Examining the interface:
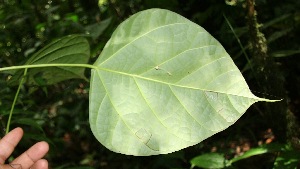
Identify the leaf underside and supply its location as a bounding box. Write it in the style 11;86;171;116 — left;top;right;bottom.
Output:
89;9;265;156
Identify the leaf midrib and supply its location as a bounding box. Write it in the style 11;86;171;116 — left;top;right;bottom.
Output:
96;67;257;100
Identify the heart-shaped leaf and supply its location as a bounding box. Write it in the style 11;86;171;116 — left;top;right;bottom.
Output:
89;9;276;156
8;35;90;86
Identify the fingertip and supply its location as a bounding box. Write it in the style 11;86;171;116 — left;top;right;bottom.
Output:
9;127;23;136
0;127;24;164
32;141;50;156
13;127;23;131
38;141;50;153
12;127;23;132
32;159;48;169
10;141;50;169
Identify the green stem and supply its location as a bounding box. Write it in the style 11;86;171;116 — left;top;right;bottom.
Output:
0;63;97;72
223;14;253;70
2;63;97;134
6;68;28;134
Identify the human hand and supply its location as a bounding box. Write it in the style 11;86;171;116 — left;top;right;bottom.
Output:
0;127;49;169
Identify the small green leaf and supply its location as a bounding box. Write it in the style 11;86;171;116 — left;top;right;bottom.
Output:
273;150;300;169
228;143;300;169
230;143;286;164
8;35;90;86
89;9;278;156
190;153;227;169
271;50;300;58
85;18;112;40
12;118;44;132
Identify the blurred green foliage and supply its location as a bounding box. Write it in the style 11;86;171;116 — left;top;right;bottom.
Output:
0;0;299;168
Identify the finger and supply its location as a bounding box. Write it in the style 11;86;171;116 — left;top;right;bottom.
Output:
31;159;48;169
0;128;23;164
10;141;49;169
0;164;22;169
0;164;13;169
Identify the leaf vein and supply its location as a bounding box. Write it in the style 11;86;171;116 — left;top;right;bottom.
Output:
133;77;193;143
169;86;211;132
99;22;187;66
96;70;156;151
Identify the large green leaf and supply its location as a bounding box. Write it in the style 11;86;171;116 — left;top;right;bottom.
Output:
8;35;90;86
89;9;275;156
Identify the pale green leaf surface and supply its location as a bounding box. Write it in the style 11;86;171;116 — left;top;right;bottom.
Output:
8;35;90;86
89;9;271;156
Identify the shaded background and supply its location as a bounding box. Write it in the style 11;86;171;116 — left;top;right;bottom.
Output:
0;0;299;168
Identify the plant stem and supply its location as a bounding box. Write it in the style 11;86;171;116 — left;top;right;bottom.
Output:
0;63;97;72
223;14;253;70
246;0;289;143
6;68;28;134
2;63;97;134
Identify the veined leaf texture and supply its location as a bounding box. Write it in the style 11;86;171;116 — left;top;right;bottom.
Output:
89;9;275;156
